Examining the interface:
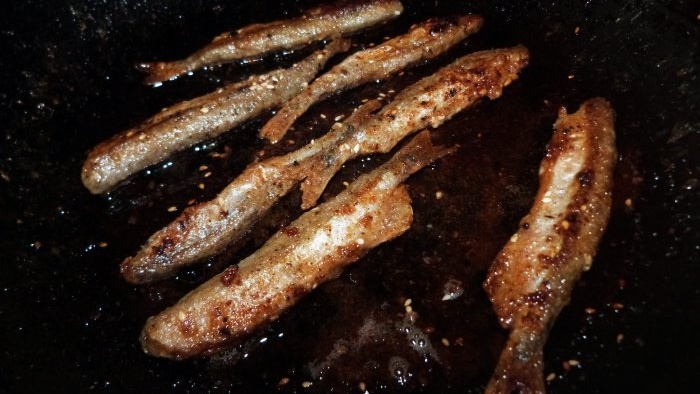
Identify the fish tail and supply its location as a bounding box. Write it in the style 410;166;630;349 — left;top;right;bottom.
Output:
137;61;190;85
389;130;457;178
485;328;546;394
298;99;383;209
260;102;299;143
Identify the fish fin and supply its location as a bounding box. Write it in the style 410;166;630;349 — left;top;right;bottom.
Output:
299;100;383;209
260;38;353;144
300;156;344;210
137;61;188;85
372;185;414;242
485;327;547;394
388;130;457;177
344;99;383;127
260;102;300;143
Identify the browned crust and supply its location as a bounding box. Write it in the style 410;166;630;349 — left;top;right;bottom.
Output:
120;46;528;285
299;45;530;208
138;0;404;84
139;132;451;359
483;98;617;394
259;14;485;143
82;40;349;195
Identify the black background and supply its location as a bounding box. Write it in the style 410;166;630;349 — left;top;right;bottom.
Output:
1;0;699;392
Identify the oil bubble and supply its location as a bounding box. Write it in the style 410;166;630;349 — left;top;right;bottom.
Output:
388;356;410;385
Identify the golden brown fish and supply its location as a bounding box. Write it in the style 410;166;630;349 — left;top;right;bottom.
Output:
140;131;453;359
260;14;484;143
138;0;404;84
120;45;529;284
82;40;349;194
483;98;617;394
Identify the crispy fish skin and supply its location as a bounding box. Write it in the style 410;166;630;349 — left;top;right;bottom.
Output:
260;14;484;143
138;0;404;84
120;45;528;284
300;45;530;208
81;40;349;195
140;131;453;359
119;101;377;284
483;98;617;394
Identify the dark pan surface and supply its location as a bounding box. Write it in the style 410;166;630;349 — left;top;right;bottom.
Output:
1;0;698;392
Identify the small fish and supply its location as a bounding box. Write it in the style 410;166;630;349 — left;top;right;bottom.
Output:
260;14;484;143
483;98;617;394
138;0;404;84
120;45;529;284
140;131;454;359
81;39;349;194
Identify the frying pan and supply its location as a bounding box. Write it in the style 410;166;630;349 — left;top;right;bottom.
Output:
1;0;698;392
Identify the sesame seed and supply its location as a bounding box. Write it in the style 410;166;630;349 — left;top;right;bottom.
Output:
199;165;208;171
200;107;210;113
405;305;413;313
167;206;177;212
198;183;205;190
356;238;365;245
617;333;625;343
404;298;412;307
568;359;580;367
441;338;450;346
278;377;290;386
546;372;556;382
302;381;313;388
320;113;327;119
204;171;212;178
358;381;366;391
334;115;343;121
435;191;444;199
542;197;552;203
99;242;108;248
